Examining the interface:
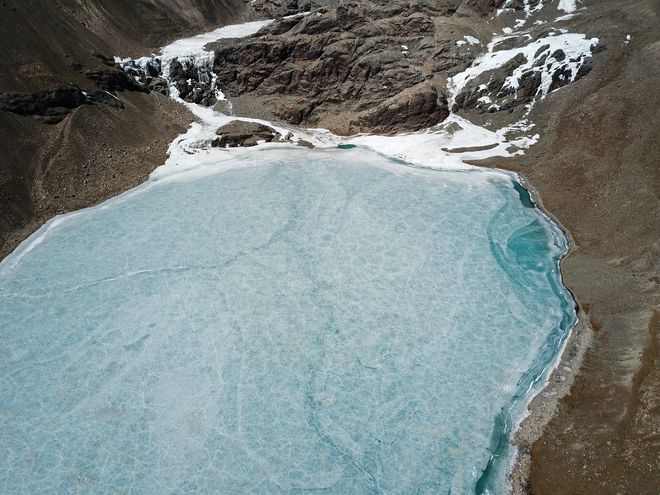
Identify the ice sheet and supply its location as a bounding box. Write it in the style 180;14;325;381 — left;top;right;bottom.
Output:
0;150;576;494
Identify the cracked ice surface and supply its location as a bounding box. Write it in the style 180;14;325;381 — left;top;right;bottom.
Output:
0;149;574;493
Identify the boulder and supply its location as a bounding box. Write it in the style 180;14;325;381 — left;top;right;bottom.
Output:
352;84;450;134
148;77;169;95
211;120;282;147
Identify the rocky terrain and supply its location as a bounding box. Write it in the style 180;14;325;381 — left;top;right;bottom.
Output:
209;0;497;133
122;0;595;138
0;0;658;493
492;1;659;492
0;0;247;258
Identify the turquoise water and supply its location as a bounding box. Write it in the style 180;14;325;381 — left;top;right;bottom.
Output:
0;149;575;494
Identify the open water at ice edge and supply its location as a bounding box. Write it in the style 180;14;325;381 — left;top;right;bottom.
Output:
0;148;576;494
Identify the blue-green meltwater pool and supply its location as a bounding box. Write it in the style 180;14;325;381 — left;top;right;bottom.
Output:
0;149;575;493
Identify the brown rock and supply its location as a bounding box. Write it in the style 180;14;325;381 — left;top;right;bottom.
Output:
211;120;282;147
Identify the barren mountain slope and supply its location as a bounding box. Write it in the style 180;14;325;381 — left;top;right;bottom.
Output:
0;0;246;257
486;0;659;492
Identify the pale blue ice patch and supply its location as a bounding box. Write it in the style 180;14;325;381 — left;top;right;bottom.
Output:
0;149;575;494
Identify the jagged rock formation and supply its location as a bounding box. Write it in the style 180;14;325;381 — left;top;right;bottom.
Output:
0;87;124;125
0;54;150;124
452;37;597;114
114;0;597;136
249;0;327;18
208;1;501;134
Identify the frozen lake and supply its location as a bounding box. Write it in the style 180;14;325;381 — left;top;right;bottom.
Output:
0;149;575;493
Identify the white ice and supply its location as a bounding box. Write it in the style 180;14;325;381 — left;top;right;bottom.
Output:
557;0;578;13
0;149;575;495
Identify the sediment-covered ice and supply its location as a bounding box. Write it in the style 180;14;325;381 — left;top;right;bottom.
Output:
0;149;575;494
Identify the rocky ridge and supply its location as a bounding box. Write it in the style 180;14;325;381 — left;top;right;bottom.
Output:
0;54;150;124
116;0;598;138
209;1;489;133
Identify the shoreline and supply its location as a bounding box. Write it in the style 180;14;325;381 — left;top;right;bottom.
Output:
0;95;195;261
503;174;591;495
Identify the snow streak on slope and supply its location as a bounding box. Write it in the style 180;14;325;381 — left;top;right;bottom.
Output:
448;32;598;108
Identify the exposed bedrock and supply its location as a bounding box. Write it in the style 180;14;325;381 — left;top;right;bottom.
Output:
212;120;284;147
209;0;502;134
248;0;325;18
117;53;224;107
249;0;507;18
169;59;219;105
0;57;151;124
0;87;124;125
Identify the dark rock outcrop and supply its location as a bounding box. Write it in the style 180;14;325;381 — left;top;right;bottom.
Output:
169;59;218;106
249;0;315;18
117;56;219;106
0;53;154;124
464;0;507;16
354;85;450;134
452;45;595;114
212;120;282;147
84;67;149;93
0;86;129;124
208;1;496;133
0;87;87;124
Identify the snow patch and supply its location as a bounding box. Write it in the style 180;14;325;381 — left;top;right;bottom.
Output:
448;33;598;105
555;13;577;21
345;114;531;172
160;20;272;60
557;0;578;13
